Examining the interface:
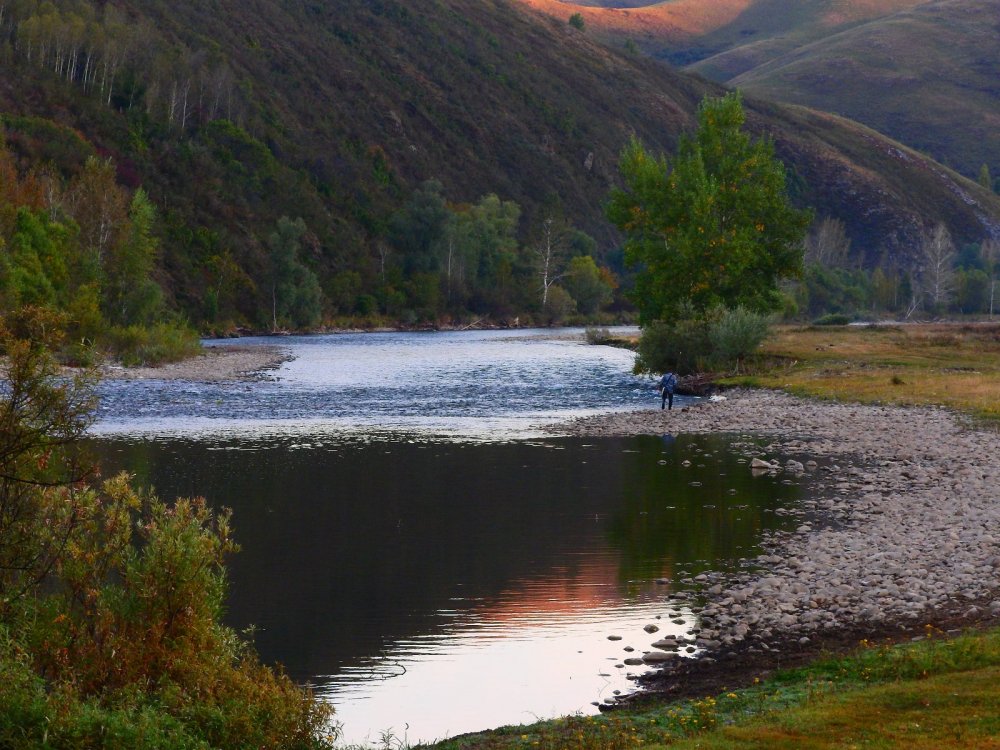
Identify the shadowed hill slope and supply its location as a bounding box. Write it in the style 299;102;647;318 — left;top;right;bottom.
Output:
1;0;997;324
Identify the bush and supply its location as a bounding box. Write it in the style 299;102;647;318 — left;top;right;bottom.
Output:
585;326;612;345
0;309;335;749
634;318;710;375
104;321;202;366
708;306;772;372
813;312;852;326
568;12;585;30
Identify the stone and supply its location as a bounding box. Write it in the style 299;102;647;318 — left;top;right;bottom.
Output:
641;651;677;664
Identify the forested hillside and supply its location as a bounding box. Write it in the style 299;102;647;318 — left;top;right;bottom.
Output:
2;0;999;332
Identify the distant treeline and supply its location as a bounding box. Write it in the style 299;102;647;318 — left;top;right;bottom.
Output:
794;218;1000;320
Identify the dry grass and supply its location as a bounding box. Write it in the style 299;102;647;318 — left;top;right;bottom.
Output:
732;323;1000;421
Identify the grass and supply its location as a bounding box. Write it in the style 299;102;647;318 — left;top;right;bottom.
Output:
726;322;1000;421
418;626;1000;750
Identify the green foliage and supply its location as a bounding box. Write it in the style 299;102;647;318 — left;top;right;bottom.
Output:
634;317;711;375
104;188;163;326
635;306;772;374
608;92;811;324
564;255;613;314
104;321;202;366
978;163;993;192
813;312;852;325
708;305;772;370
568;12;585;30
266;217;324;330
0;309;335;748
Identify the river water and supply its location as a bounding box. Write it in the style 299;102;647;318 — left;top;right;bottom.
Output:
89;329;801;746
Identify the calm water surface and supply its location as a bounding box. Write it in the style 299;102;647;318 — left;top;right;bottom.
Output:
90;330;803;745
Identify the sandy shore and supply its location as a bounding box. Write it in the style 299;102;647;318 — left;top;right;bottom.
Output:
559;390;1000;698
101;344;293;382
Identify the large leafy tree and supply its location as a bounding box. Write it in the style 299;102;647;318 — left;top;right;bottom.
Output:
608;92;811;324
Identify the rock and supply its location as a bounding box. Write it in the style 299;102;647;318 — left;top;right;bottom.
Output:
641;651;677;664
623;657;644;666
750;458;778;471
607;635;623;641
643;624;660;634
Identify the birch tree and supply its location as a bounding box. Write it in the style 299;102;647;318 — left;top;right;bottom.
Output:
920;223;955;312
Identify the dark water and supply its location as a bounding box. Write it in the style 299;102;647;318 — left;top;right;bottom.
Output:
91;431;801;744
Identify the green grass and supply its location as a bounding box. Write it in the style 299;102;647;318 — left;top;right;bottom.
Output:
419;627;1000;750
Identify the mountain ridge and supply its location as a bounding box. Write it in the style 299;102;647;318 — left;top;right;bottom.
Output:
2;0;998;326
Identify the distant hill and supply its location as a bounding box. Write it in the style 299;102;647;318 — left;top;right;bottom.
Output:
519;0;924;65
713;0;1000;181
1;0;997;325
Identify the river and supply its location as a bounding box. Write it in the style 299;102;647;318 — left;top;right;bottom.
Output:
89;329;802;746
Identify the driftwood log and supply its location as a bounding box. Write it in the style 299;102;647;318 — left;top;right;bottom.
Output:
676;373;719;397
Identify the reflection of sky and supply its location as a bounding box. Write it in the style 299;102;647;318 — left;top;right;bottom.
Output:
325;567;696;747
91;328;684;441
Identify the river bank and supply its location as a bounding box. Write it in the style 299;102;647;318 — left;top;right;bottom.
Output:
556;390;1000;703
100;343;292;382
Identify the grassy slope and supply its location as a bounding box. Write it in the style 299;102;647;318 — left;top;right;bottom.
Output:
513;0;923;63
722;0;1000;178
423;627;1000;749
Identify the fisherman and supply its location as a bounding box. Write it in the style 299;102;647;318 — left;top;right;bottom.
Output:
657;370;678;411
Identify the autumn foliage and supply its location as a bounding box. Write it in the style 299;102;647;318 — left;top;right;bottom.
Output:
0;310;335;749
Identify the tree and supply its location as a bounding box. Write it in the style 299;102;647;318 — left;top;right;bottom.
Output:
266;217;323;330
979;163;994;193
568;12;585;30
920;223;955;312
104;188;163;326
608;92;810;324
564;255;613;314
388;180;449;276
804;216;851;269
533;217;568;309
983;238;1000;318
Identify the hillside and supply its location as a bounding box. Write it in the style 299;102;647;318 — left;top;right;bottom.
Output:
518;0;924;65
718;0;1000;181
1;0;998;328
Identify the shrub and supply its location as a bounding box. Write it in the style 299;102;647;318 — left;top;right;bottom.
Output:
104;321;201;366
585;326;612;345
568;12;585;30
708;306;772;372
0;309;335;749
813;312;852;326
634;318;710;375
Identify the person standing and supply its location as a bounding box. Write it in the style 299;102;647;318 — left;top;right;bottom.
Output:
658;370;677;410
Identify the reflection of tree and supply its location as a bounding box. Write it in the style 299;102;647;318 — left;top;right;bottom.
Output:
607;435;801;589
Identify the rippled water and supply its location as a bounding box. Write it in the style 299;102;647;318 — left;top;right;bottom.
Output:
89;330;802;745
94;329;658;439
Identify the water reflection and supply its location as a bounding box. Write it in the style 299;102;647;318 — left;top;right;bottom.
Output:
90;433;801;744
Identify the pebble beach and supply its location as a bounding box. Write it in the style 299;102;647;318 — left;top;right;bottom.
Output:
100;344;292;382
560;390;1000;683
